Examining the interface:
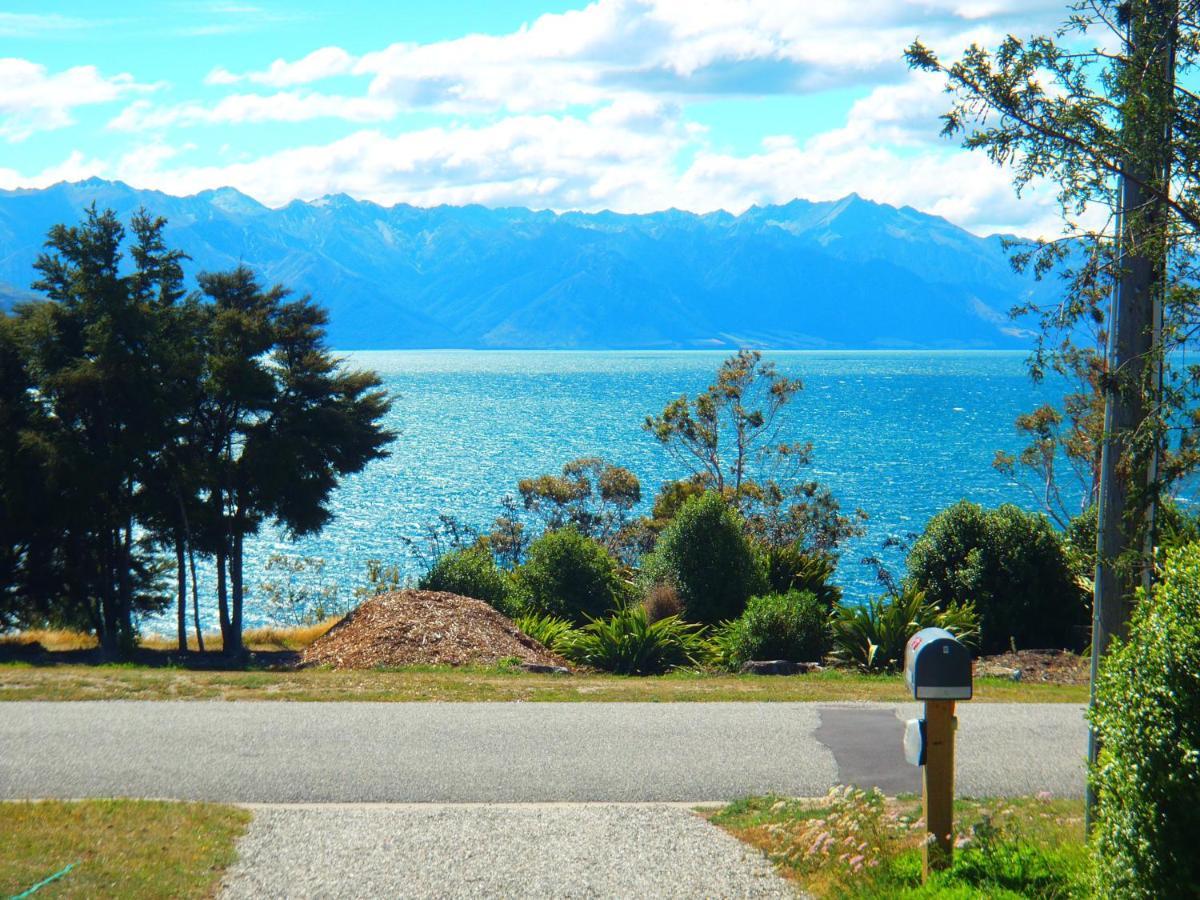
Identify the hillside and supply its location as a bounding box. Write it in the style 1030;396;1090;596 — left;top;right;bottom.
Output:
0;179;1050;349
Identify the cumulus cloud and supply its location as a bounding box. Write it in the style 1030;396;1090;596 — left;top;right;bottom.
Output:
0;58;153;141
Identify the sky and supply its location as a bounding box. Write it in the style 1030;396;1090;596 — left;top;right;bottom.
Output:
0;1;1075;236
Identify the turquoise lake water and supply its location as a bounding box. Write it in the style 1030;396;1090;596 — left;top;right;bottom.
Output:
149;350;1081;631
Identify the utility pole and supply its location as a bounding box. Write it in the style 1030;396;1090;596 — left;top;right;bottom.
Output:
1087;0;1175;830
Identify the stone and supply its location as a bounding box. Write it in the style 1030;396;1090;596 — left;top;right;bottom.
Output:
519;663;571;675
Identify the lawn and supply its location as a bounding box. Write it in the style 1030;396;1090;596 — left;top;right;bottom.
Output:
0;660;1088;702
710;792;1090;898
0;800;249;899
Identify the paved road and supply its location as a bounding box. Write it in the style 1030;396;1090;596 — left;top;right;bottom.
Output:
0;701;1087;802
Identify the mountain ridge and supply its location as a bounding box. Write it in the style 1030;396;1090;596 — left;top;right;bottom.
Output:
0;179;1051;350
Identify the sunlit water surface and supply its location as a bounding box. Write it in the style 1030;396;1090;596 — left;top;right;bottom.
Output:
145;350;1088;632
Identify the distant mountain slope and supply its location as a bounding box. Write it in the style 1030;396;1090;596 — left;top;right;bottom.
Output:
0;179;1051;349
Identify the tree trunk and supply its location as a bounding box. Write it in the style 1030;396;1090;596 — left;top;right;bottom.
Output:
217;544;231;651
1087;0;1176;831
189;543;205;654
176;532;187;652
228;528;245;659
99;531;118;660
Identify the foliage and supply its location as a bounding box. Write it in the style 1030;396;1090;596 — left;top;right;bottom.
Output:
830;587;979;673
719;590;830;670
513;527;627;624
256;554;346;627
906;501;1089;654
644;350;864;554
353;559;403;601
1090;543;1200;898
909;2;1200;608
639;492;766;626
419;546;516;615
759;543;842;608
512;612;577;654
555;605;710;674
517;456;641;555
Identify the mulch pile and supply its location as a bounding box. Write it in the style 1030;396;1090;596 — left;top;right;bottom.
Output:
300;589;568;670
976;649;1090;685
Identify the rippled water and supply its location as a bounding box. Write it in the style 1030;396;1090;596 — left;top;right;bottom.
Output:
147;350;1080;632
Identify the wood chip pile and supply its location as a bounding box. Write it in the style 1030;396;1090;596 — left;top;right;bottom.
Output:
300;589;567;670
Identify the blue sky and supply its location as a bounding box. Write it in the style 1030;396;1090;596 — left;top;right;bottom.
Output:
0;1;1071;235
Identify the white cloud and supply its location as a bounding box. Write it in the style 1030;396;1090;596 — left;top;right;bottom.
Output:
0;150;106;190
0;58;153;141
205;46;356;87
108;91;394;130
0;13;93;37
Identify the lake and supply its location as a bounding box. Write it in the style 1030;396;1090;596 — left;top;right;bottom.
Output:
147;349;1079;632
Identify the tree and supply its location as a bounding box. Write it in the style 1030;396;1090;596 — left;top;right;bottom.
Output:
907;0;1195;824
644;350;863;554
12;208;183;654
196;267;393;656
516;456;642;558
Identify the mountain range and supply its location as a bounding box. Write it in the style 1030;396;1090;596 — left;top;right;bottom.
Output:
0;178;1051;350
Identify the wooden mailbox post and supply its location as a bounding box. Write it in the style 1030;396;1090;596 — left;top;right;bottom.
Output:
903;627;972;878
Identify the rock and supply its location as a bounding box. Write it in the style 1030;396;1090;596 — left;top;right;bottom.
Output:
739;660;822;676
519;663;571;675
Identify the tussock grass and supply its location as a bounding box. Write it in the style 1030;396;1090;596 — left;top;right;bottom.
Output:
0;799;249;899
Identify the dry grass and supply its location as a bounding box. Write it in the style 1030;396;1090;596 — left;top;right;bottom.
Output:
0;662;1090;703
0;629;98;652
0;799;249;899
0;619;343;655
709;792;1088;898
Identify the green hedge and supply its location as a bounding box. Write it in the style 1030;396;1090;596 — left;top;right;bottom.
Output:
1091;543;1200;898
720;590;829;669
514;527;626;624
418;546;516;615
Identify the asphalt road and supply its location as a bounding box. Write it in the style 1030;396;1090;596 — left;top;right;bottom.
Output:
0;701;1087;802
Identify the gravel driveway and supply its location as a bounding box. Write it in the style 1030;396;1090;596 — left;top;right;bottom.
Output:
220;803;799;899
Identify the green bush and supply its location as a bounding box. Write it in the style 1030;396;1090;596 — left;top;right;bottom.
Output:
418;546;516;616
513;612;577;653
513;527;627;624
1090;543;1200;898
720;590;830;669
906;501;1088;654
640;492;766;625
556;605;711;675
759;543;842;608
830;587;979;672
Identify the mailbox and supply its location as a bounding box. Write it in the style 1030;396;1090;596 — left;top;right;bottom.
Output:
904;627;972;701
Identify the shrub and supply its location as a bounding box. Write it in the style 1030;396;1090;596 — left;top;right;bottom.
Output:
556;605;711;675
642;582;683;622
906;501;1088;653
830;587;979;672
1090;543;1200;898
720;590;830;669
759;543;842;608
639;492;766;625
513;527;627;624
513;612;577;654
418;547;516;616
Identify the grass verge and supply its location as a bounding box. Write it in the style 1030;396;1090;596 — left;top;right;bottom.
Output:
710;791;1089;898
0;799;250;899
0;662;1088;703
